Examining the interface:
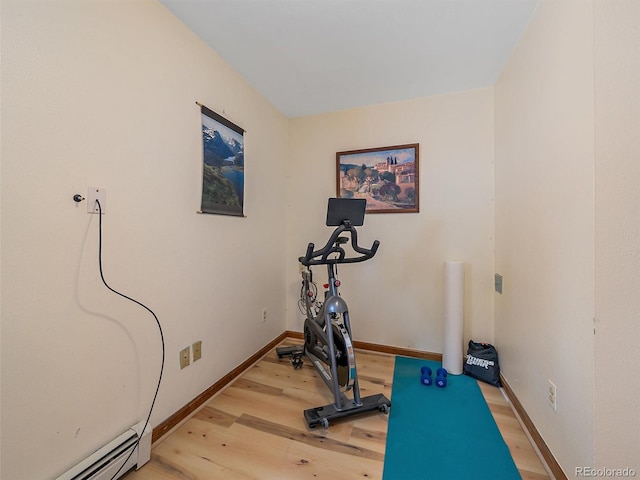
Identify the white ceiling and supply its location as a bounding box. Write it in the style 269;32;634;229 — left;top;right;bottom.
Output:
160;0;539;118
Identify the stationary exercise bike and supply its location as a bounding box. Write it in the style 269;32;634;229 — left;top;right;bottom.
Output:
277;198;391;428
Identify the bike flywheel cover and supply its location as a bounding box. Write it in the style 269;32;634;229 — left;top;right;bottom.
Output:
332;323;356;391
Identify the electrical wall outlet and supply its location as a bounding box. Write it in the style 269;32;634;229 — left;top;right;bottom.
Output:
192;341;202;362
180;347;190;369
262;308;268;323
548;380;557;411
87;187;106;214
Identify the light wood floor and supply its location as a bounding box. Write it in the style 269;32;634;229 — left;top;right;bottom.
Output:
126;339;550;480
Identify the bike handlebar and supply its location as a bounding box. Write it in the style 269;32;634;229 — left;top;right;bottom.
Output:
298;223;380;266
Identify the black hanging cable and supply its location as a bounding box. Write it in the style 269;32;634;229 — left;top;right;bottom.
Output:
94;199;165;480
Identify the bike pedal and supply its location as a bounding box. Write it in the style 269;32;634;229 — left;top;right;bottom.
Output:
291;354;304;369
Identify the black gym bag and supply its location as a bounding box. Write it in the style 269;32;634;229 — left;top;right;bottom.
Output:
463;340;502;387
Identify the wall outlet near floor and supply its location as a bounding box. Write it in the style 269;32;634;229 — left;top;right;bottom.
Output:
192;341;202;362
180;347;190;369
262;308;268;323
548;380;557;411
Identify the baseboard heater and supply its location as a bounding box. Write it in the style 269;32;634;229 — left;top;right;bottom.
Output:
55;421;151;480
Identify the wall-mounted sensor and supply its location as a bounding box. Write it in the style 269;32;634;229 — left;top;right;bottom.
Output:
495;273;503;294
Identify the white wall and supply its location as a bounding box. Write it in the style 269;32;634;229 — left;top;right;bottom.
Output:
1;1;288;478
494;0;595;476
287;89;495;353
593;0;640;471
5;1;639;479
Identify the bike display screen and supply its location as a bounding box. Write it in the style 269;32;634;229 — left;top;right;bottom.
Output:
325;198;366;227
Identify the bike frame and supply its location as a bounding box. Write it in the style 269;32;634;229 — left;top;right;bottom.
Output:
302;262;360;410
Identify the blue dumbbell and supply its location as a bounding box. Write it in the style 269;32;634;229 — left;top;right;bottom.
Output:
435;367;448;388
420;366;433;386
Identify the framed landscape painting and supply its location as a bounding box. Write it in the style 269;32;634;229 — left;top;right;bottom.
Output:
199;103;245;216
336;143;419;214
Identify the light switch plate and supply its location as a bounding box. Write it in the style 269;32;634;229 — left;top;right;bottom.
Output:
192;341;202;362
180;347;190;369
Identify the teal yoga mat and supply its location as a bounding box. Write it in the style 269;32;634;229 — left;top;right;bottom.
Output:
383;356;521;480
